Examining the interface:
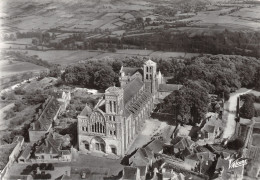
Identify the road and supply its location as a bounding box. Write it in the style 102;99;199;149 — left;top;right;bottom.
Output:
222;88;252;139
0;77;37;96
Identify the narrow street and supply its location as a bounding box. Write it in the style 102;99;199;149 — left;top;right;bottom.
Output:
222;88;252;139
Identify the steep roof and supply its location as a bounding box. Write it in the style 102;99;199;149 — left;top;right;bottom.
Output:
79;104;92;117
125;90;151;117
172;137;194;150
19;145;32;160
203;125;215;133
130;148;151;167
144;59;156;66
106;86;122;95
123;77;144;105
121;67;143;76
34;97;60;131
145;139;164;153
158;84;182;92
35;133;68;155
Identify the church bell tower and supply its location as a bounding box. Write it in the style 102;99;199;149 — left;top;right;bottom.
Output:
143;59;157;94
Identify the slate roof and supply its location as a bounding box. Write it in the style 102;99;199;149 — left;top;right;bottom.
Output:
203;125;215;133
33;97;60;131
186;153;200;162
125;90;152;117
121;67;143;76
122;166;138;180
145;139;164;153
123;77;144;105
196;152;215;161
35;133;69;155
158;84;182;92
19;145;32;160
172;137;194;150
79;104;92;117
130;148;152;166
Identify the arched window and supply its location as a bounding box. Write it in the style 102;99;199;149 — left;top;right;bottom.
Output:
90;112;106;134
114;101;116;113
110;101;112;112
146;74;148;80
146;66;148;72
150;74;152;79
150;66;152;72
110;145;117;155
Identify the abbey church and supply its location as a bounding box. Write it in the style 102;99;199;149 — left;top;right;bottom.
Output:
77;59;166;157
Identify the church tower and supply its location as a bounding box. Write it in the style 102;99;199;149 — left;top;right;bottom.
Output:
104;86;125;154
143;59;157;94
105;86;124;116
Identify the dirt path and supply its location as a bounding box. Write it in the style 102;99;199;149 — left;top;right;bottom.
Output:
0;103;14;130
222;88;252;139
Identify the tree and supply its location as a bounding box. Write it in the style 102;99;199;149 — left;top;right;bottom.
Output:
49;66;61;78
38;70;48;80
226;138;244;150
240;96;255;119
160;80;209;125
136;17;143;24
145;17;152;25
93;64;116;90
112;60;122;74
255;67;260;91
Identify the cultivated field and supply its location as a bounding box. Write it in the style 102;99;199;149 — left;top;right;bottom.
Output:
3;49;198;66
0;60;47;79
182;5;260;30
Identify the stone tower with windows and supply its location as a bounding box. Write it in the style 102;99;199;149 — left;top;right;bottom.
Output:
104;86;125;154
143;59;157;94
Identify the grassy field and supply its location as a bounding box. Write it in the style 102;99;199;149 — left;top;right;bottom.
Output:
3;49;199;66
182;5;260;30
0;60;47;79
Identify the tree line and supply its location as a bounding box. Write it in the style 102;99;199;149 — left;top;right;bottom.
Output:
157;54;260;124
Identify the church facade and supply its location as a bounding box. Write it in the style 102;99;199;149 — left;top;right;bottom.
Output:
77;60;165;157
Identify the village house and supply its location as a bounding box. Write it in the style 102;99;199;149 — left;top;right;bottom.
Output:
29;91;70;142
19;133;71;163
33;133;71;163
29;96;61;142
196;113;224;145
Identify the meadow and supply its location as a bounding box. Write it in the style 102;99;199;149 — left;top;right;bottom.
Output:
0;60;46;78
182;5;260;30
3;49;199;67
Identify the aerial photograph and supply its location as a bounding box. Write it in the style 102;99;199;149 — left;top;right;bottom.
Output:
0;0;260;179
